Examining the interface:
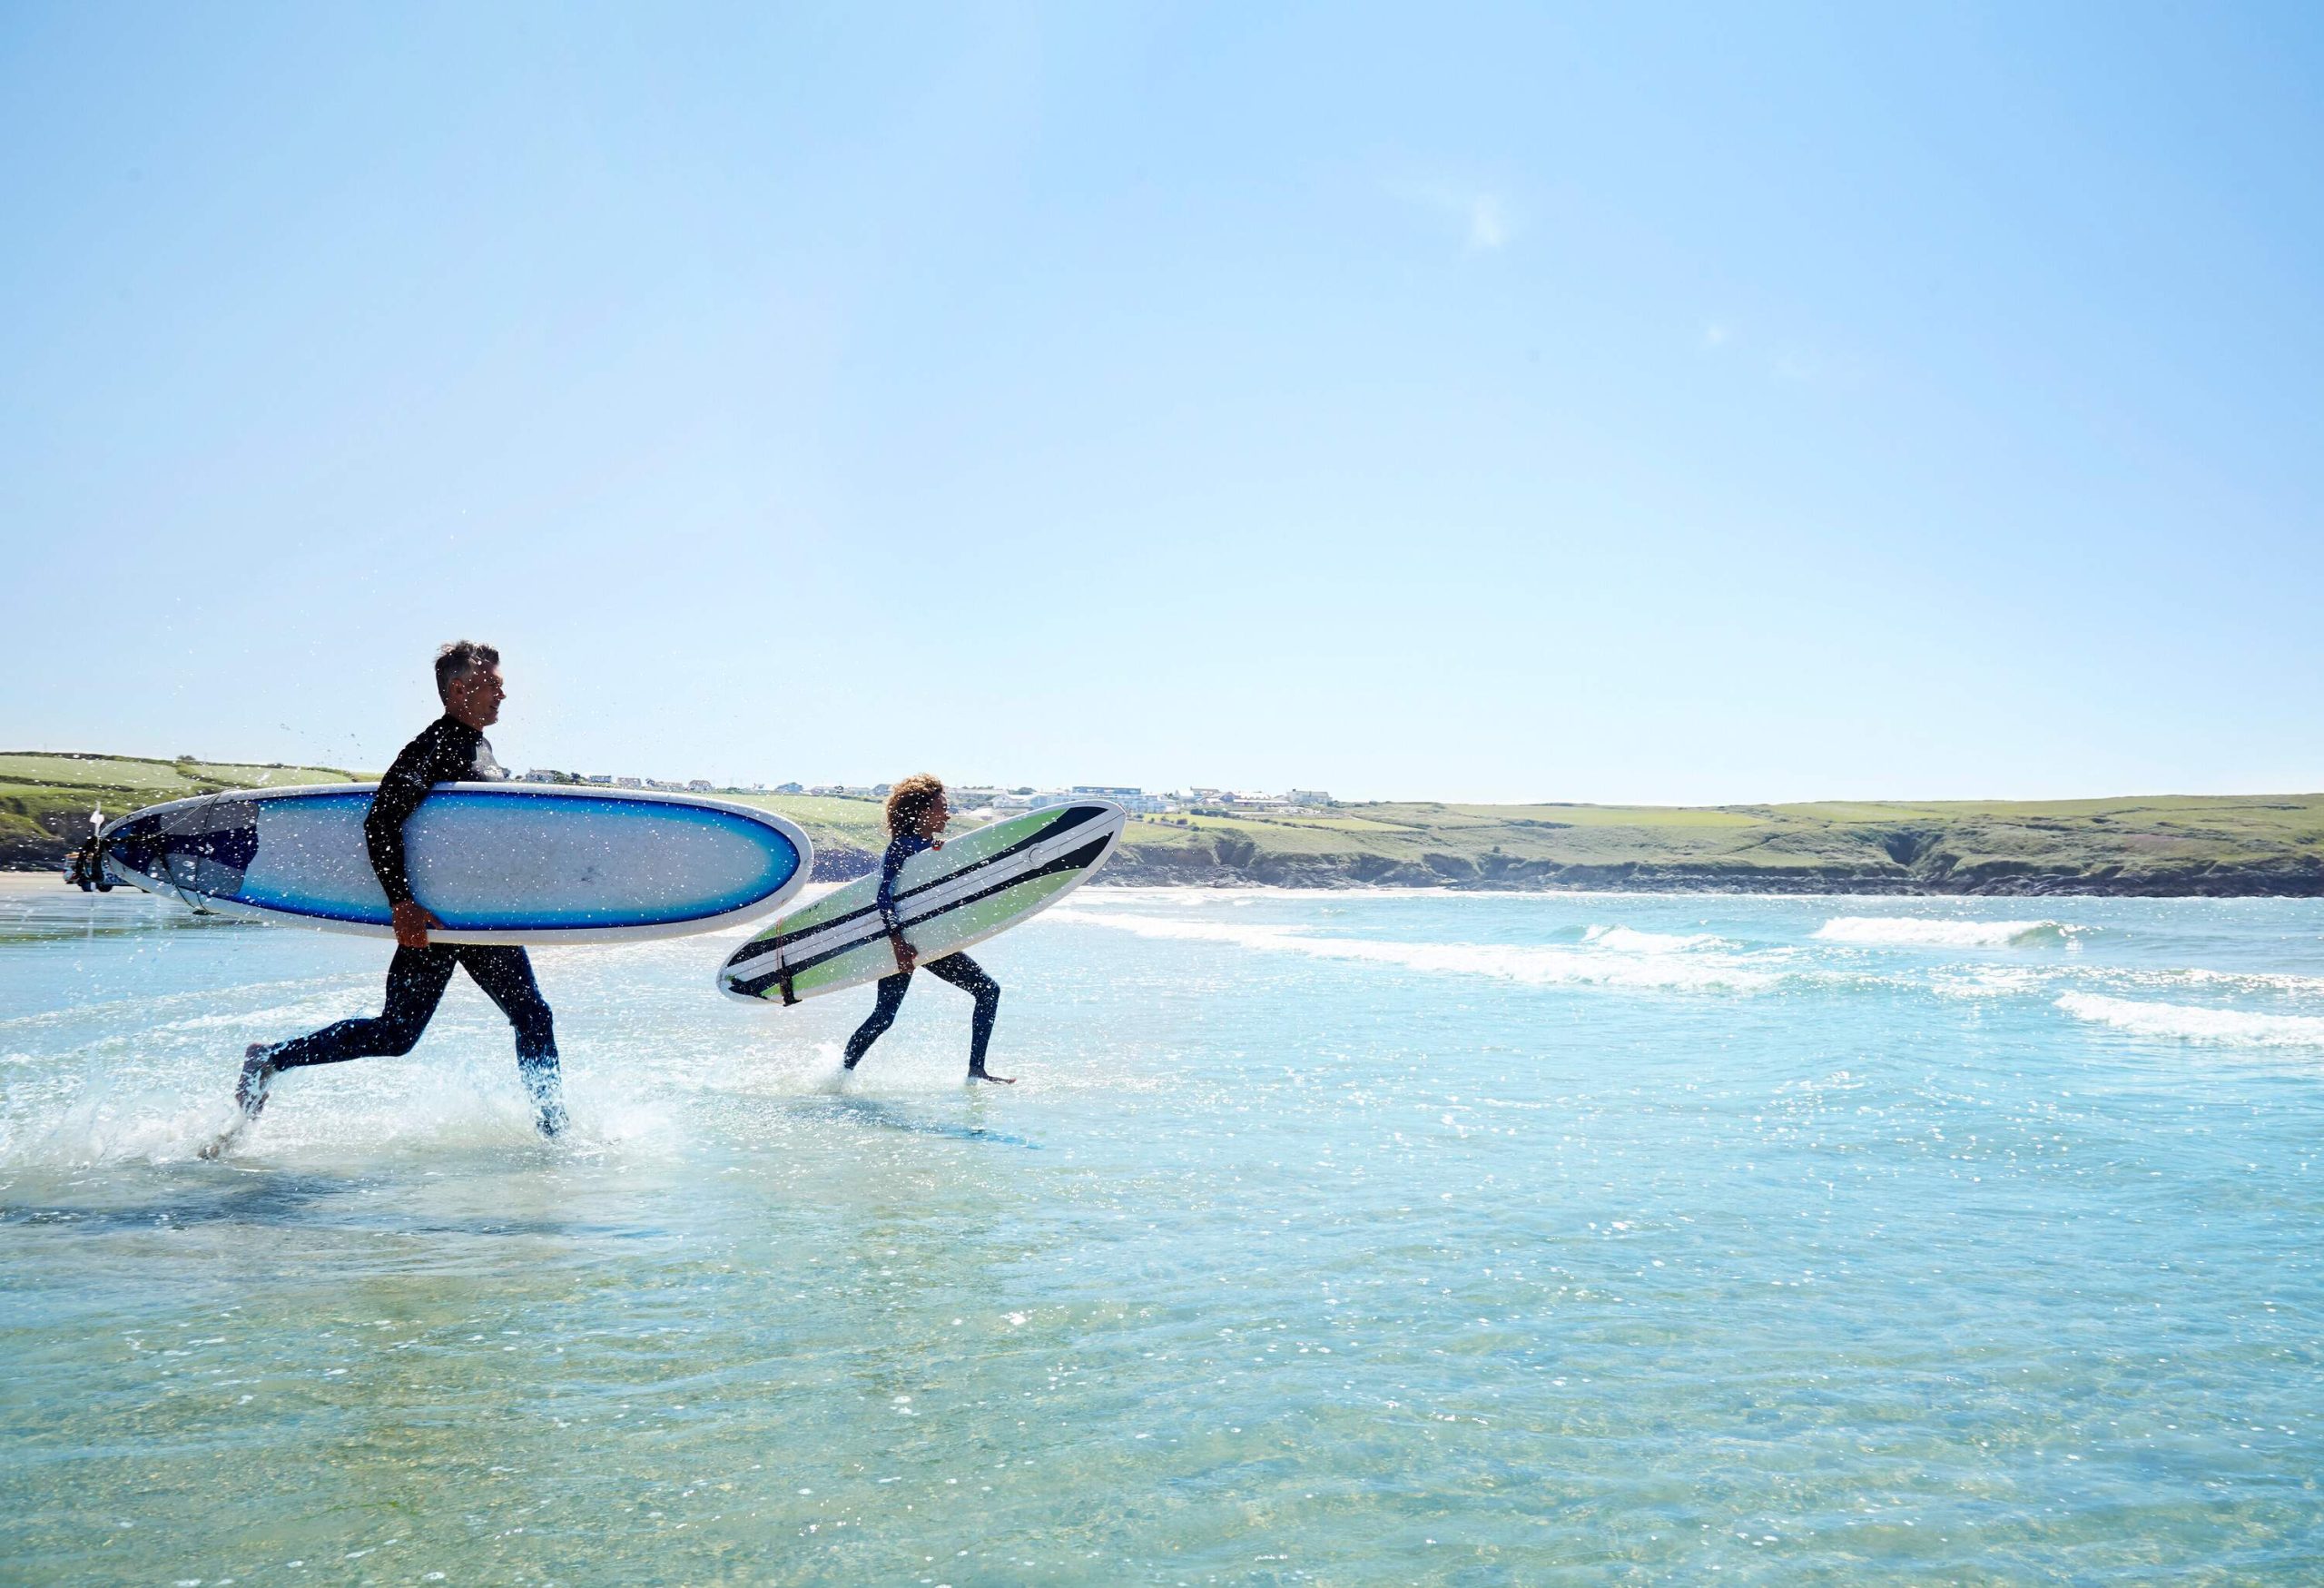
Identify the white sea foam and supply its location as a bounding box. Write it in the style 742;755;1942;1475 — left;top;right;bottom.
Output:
1051;911;1777;991
1816;917;2077;949
1929;966;2049;999
2173;966;2324;995
2055;992;2324;1047
1580;924;1732;953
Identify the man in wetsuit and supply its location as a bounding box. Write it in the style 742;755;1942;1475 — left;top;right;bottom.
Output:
203;641;567;1155
841;774;1011;1083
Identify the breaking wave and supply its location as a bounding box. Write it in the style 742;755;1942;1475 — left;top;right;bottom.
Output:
1051;911;1777;991
1816;917;2080;949
1579;924;1733;953
2055;992;2324;1047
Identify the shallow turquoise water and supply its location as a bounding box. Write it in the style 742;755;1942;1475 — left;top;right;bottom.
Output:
3;884;2320;1583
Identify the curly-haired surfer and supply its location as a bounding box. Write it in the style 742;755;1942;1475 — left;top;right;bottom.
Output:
842;775;1012;1084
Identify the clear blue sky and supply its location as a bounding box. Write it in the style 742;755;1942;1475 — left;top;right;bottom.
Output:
4;2;2319;803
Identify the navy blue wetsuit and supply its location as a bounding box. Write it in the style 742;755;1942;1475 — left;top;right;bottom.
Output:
255;716;563;1130
842;831;1001;1075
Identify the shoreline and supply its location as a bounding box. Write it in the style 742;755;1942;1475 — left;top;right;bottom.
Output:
1091;868;2324;898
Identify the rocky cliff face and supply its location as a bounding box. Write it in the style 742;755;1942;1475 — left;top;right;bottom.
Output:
0;806;98;871
1094;834;2324;896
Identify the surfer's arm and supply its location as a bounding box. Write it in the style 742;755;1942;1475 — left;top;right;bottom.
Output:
875;844;906;937
365;723;459;908
877;835;922;972
365;774;428;906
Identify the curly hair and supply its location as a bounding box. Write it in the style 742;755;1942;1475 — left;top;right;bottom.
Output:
884;774;946;836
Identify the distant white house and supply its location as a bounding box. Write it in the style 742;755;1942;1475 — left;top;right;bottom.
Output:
1286;789;1332;806
1073;784;1165;813
687;779;714;793
584;774;615;785
615;776;644;789
774;782;803;794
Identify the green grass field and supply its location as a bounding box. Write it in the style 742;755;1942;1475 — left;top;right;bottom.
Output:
9;752;2322;894
0;752;362;868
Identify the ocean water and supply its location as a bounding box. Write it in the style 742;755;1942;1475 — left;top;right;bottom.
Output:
3;883;2320;1584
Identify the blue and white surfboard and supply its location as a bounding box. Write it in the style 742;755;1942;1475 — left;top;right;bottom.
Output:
102;784;812;945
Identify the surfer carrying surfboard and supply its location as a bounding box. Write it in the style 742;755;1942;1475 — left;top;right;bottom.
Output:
204;642;567;1154
842;775;1013;1084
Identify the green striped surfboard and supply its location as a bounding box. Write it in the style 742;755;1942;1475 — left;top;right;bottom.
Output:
716;801;1126;1005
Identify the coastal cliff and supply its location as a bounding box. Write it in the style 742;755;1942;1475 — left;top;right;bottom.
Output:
753;791;2324;897
1093;839;2324;896
1085;797;2324;896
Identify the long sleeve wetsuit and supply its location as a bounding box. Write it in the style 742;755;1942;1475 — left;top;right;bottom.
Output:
876;831;933;935
254;715;562;1134
364;715;504;906
843;830;1001;1076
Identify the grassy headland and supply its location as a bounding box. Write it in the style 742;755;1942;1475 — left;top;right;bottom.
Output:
0;753;361;868
9;752;2323;895
1078;794;2324;895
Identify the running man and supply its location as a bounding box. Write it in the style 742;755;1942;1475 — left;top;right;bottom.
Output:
203;641;566;1156
842;775;1012;1084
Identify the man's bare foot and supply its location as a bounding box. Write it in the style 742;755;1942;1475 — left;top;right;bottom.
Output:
968;1070;1016;1085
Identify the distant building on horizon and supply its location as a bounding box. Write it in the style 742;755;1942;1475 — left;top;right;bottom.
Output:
1074;784;1165;813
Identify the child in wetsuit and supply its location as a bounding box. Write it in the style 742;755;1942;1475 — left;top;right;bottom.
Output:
842;775;1012;1084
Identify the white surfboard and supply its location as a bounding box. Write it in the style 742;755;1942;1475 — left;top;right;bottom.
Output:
102;784;812;945
718;801;1126;1004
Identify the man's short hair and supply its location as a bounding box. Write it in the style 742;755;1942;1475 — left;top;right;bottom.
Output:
434;640;500;700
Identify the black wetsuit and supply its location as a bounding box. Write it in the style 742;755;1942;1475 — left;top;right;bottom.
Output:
842;831;1001;1074
256;716;563;1129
